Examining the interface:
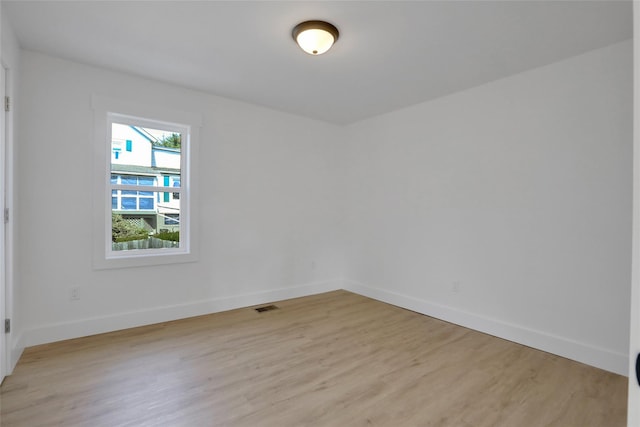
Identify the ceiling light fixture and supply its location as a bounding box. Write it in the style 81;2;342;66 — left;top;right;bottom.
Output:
292;20;339;55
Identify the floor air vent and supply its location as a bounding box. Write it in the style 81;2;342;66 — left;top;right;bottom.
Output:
255;304;279;313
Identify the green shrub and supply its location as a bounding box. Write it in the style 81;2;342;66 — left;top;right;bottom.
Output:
155;231;179;242
114;234;149;243
112;214;149;242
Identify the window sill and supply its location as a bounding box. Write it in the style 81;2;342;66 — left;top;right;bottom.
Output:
93;249;198;270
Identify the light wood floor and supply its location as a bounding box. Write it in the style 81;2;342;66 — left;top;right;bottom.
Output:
0;290;627;426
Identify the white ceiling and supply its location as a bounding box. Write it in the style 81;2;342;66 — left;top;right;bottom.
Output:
3;1;632;125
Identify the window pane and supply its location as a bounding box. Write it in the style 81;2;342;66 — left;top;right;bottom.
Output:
121;198;137;210
122;176;137;185
111;192;180;252
164;214;180;225
111;123;181;173
109;120;184;256
139;198;154;210
139;176;155;186
111;214;149;252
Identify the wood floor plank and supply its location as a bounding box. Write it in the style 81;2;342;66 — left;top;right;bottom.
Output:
0;290;627;426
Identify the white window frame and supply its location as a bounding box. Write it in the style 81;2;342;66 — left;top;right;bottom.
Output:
92;95;201;269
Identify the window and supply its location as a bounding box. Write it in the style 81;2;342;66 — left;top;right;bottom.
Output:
172;176;181;200
164;214;180;225
111;175;156;211
108;118;184;253
107;114;189;256
92;96;201;269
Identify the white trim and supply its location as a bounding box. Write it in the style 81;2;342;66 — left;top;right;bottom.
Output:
92;95;201;269
343;280;628;376
22;280;342;347
10;331;23;373
0;65;6;382
91;95;203;128
1;54;19;377
629;3;640;425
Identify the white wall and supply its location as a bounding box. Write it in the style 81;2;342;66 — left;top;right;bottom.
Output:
16;51;345;347
1;10;22;372
344;40;633;375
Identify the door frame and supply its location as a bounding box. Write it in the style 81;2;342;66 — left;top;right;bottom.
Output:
629;3;640;426
0;64;7;383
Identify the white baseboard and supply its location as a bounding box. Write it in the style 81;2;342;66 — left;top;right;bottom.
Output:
343;280;628;376
18;278;627;376
22;279;342;348
9;332;24;374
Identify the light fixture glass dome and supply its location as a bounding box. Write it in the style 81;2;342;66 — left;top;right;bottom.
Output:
292;21;339;55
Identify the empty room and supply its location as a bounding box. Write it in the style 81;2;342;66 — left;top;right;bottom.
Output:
0;1;638;426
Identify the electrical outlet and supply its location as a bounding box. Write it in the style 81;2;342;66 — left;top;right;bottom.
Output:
70;287;80;301
452;281;460;293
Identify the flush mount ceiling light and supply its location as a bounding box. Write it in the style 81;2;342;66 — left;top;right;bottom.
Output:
292;20;339;55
